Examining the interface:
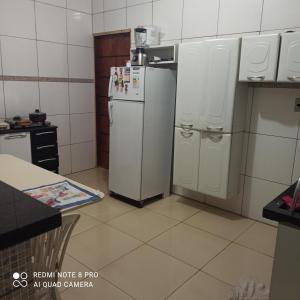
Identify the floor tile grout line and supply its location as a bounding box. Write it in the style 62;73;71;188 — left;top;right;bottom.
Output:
233;241;275;259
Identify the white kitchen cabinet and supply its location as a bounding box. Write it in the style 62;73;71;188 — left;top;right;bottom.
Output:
278;32;300;82
0;132;32;162
175;38;244;133
201;38;241;132
173;128;200;191
198;132;231;199
239;34;280;82
175;41;206;130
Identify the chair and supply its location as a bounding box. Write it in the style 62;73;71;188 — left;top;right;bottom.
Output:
31;214;80;300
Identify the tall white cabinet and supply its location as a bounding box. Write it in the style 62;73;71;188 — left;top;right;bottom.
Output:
173;38;247;200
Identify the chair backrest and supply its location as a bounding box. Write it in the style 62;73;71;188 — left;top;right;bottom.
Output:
31;214;80;283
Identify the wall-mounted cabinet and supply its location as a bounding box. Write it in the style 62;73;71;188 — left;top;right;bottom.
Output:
239;34;280;82
277;32;300;82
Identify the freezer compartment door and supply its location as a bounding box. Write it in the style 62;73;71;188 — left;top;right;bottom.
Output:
110;66;145;101
198;132;231;199
109;100;144;201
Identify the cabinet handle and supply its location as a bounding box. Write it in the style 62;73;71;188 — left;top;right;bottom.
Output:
180;123;193;130
180;130;193;138
206;126;223;132
4;134;27;140
36;145;56;150
35;131;55;136
288;76;300;81
247;75;265;81
38;158;57;163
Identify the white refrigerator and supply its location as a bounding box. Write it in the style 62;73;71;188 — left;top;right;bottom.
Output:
108;66;176;206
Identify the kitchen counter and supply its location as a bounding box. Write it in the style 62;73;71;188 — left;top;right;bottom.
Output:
0;180;61;250
0;124;57;135
263;182;300;300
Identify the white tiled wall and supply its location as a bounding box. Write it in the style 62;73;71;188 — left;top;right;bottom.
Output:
92;0;300;223
0;0;96;175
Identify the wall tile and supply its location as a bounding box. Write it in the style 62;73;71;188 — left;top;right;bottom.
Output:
58;145;72;175
71;141;96;172
153;0;183;41
182;0;218;38
0;0;36;39
104;0;126;11
0;82;5;119
92;0;104;13
36;2;67;44
251;88;299;138
67;0;92;14
69;83;95;114
0;37;38;76
93;13;104;33
246;133;296;185
47;114;71;146
241;133;249;175
127;0;150;6
4;81;39;118
292;140;300;183
67;10;93;47
218;0;263;35
127;3;152;29
39;82;69;115
262;0;300;31
103;8;126;32
68;45;94;79
243;176;287;225
37;41;68;77
37;0;67;7
70;113;95;143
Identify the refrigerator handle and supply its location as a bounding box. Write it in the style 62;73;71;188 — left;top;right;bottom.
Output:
108;75;113;98
108;102;113;125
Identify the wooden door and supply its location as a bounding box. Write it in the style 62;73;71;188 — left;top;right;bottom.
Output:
94;32;130;168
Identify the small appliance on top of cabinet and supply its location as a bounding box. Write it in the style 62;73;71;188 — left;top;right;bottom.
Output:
108;66;176;207
174;37;248;200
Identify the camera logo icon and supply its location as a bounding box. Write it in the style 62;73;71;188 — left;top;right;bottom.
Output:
12;272;28;288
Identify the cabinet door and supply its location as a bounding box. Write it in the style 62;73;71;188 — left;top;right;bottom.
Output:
0;133;32;162
198;132;231;199
173;128;200;191
239;34;280;82
175;42;206;130
278;32;300;82
200;38;240;132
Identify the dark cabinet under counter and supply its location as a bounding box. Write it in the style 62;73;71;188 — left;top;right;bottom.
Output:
0;125;59;174
30;127;59;173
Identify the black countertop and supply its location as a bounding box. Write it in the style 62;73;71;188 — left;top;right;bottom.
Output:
0;125;57;135
0;180;61;250
263;182;300;227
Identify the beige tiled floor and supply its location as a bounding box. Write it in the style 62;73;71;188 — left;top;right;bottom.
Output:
61;167;277;300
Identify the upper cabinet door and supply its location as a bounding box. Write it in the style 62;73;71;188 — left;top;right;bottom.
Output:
173;128;200;191
175;42;206;130
239;34;280;82
200;38;240;132
198;132;231;199
278;32;300;82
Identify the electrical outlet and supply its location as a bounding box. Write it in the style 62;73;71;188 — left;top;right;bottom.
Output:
295;98;300;112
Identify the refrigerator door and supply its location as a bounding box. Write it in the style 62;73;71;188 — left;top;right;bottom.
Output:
109;100;144;201
110;66;145;101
